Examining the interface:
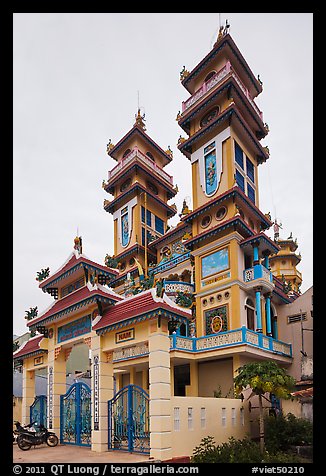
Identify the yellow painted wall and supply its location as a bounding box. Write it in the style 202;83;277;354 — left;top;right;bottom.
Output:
170;396;250;457
198;358;234;397
13;396;22;425
190;55;228;93
113;136;167;169
101;320;150;352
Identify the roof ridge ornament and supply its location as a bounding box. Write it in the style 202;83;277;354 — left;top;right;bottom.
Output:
106;139;115;155
214;19;230;48
134;108;146;130
74;235;82;255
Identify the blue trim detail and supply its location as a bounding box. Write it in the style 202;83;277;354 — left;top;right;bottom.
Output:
170;326;292;358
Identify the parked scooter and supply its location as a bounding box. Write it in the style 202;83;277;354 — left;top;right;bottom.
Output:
13;421;36;443
15;421;59;451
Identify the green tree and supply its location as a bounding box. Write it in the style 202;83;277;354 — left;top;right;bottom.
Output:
233;361;296;454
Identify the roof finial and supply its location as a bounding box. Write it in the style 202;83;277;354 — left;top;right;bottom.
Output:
74;234;82;255
214;17;230;47
134;107;146;131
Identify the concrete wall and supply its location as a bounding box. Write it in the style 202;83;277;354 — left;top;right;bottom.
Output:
13;396;22;425
198;358;234;397
277;286;313;382
170;396;249;457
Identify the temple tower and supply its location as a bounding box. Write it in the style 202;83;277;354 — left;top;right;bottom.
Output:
269;225;302;294
103;110;178;293
177;25;278;338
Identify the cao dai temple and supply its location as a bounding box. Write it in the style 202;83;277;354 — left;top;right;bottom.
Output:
13;25;312;460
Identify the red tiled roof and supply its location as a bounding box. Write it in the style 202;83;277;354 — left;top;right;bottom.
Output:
39;252;118;289
13;335;45;359
28;284;123;327
291;387;313;398
93;289;191;332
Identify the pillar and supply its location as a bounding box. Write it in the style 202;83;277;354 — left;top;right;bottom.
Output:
22;366;35;425
252;243;259;266
186;361;198;396
254;286;262;333
47;347;66;436
142;368;149;393
149;317;172;461
265;293;272;336
129;366;136;385
263;252;270;270
91;334;114;452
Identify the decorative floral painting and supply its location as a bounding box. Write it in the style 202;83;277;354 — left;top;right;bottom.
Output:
121;212;129;247
201;247;229;279
205;305;228;335
204;142;218;195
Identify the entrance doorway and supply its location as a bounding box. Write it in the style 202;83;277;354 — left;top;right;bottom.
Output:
60;382;91;446
108;384;149;454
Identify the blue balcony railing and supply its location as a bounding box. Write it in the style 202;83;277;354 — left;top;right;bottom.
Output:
170;326;292;358
243;264;273;283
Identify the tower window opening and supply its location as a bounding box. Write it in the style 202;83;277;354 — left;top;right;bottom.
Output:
122;148;131;158
245;297;255;331
234;140;257;204
204;71;217;83
146;151;155;161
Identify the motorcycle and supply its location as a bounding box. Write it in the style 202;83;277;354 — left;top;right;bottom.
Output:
13;421;36;443
15;421;59;451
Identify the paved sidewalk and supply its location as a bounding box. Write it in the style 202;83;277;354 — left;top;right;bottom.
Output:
13;443;154;464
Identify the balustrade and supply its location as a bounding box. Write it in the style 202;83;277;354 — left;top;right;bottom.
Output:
181;61;263;121
169;327;292;358
107;147;173;185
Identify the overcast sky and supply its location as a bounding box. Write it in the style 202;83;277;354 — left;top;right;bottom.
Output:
13;12;313;336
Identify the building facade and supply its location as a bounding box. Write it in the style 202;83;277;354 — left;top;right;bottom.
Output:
13;26;309;460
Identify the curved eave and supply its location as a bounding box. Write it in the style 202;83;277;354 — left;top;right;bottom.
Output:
184;216;254;249
269;253;301;266
240;233;280;255
148;222;189;248
178;105;269;164
114;244;157;263
179;76;266;137
181;34;262;97
107;125;172;165
275;239;298;252
27;295;117;330
95;308;189;336
104;162;176;199
182;186;272;230
13;348;48;361
40;262;117;291
104;183;177;217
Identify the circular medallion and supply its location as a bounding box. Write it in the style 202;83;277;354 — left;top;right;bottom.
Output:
211;315;223;334
48;328;54;339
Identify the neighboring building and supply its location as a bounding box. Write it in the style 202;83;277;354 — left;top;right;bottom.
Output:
13;24;311;460
13;332;30;353
278;286;313;421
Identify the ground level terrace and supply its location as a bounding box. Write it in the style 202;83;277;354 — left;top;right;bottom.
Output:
15;317;291;460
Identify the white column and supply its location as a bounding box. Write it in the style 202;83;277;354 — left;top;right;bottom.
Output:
91;334;114;452
149;317;172;461
22;366;35;425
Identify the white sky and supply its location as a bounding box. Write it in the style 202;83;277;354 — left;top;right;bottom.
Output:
13;12;313;336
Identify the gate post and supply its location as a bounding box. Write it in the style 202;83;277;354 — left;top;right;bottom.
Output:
22;367;35;426
47;347;66;437
91;334;114;452
149;317;173;461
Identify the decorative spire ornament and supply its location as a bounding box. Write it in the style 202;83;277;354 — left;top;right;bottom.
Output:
134;108;146;130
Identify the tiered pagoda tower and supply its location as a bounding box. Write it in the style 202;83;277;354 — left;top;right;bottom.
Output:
102;110;178;294
177;26;280;339
269;228;302;294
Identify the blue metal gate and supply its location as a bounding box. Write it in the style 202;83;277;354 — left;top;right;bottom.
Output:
108;384;149;453
60;382;91;446
30;395;47;427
